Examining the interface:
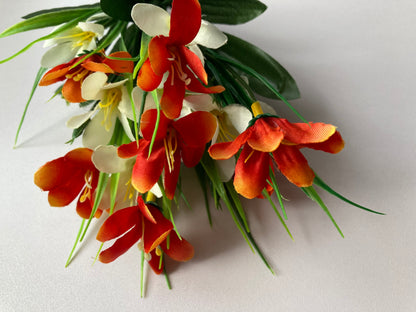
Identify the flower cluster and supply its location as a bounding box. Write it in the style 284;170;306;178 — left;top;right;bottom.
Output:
1;0;381;295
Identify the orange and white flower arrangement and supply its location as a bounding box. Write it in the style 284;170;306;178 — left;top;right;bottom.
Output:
1;0;383;296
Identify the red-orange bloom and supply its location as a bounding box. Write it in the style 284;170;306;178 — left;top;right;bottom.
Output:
136;0;224;119
39;52;134;103
118;109;217;199
34;148;101;218
209;117;344;199
97;197;194;273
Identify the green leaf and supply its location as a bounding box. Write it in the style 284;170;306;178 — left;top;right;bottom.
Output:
303;186;344;238
22;4;101;19
217;33;300;100
66;119;90;145
100;0;169;21
14;67;47;147
0;6;101;38
200;0;267;25
313;174;385;215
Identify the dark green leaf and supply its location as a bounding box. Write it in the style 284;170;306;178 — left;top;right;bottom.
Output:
100;0;170;21
218;33;300;100
200;0;267;25
66;119;90;145
1;6;101;38
22;4;100;19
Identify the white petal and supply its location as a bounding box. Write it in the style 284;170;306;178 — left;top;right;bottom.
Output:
101;78;128;90
216;158;235;182
82;110;116;149
211;119;220;145
66;106;98;129
259;101;278;115
92;145;128;173
188;44;205;66
117;111;135;141
223;104;253;134
131;4;170;37
40;42;77;68
183;94;217;112
150;183;163;198
129;87;157;117
81;72;108;100
192;20;227;49
77;22;105;37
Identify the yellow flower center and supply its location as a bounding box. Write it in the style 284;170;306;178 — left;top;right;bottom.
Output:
55;31;97;49
163;129;178;173
123;178;136;206
80;170;94;202
99;88;122;131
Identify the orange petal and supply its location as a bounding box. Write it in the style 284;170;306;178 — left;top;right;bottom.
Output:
138;197;156;224
82;61;113;73
149;36;172;76
273;145;315;187
208;130;250;160
117;141;140;158
96;206;140;242
179;46;207;84
160;72;185;119
47;170;86;207
34;157;71;191
161;231;194;262
140;109;170;141
247;117;284;152
131;141;166;194
169;0;201;45
137;58;163;91
76;194;102;219
104;51;134;73
302;131;344;154
143;206;173;253
62;79;85;103
64;148;94;170
174;111;217;146
39;65;69;86
147;249;163;274
276;119;337;144
233;146;270;199
99;226;142;263
163;147;181;199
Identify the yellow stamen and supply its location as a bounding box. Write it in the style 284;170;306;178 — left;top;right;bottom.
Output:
54;31;97;49
80;170;94;202
99;88;122;131
212;110;237;143
251;101;263;117
155;246;163;257
163;130;178;173
244;150;255;163
123;178;136;206
146;192;156;202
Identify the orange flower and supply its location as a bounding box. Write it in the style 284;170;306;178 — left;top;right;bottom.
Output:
209;117;344;199
39;52;134;103
97;197;194;274
34;148;101;218
134;0;224;119
118;108;217;199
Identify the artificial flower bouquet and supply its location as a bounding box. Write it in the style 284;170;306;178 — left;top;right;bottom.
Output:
1;0;382;295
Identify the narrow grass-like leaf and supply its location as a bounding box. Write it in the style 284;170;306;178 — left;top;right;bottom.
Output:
303;186;344;238
313;174;384;215
22;4;101;19
262;190;293;240
140;250;145;298
65;219;85;267
148;90;160;158
14;67;47;147
163;267;172;290
268;165;287;219
158;181;182;240
0;6;100;38
80;172;109;242
225;182;250;232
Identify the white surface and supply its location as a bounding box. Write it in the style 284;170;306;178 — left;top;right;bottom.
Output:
1;0;415;311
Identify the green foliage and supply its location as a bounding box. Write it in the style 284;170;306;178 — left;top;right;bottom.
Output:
0;5;101;38
218;33;300;100
200;0;267;25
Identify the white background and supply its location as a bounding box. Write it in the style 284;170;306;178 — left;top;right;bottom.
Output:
0;0;415;311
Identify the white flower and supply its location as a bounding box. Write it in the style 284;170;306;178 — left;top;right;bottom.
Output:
41;22;104;68
66;72;134;149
